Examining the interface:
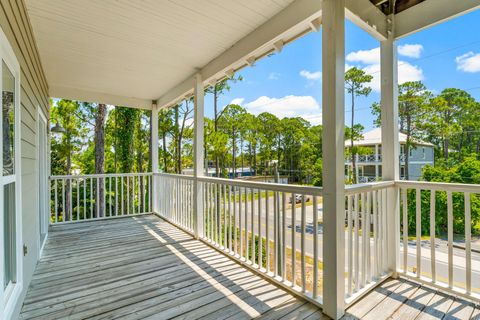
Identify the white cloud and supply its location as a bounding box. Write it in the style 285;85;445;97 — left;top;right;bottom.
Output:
268;72;280;80
346;46;424;92
398;44;423;58
346;47;380;65
456;52;480;73
346;44;423;63
398;61;424;83
230;98;245;105
300;70;322;81
234;95;322;125
360;61;424;92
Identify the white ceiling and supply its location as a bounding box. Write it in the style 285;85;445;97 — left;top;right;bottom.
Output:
25;0;295;108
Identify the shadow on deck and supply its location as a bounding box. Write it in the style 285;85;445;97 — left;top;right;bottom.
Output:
20;215;322;320
20;214;480;319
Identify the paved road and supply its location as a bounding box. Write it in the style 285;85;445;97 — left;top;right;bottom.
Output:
210;196;480;291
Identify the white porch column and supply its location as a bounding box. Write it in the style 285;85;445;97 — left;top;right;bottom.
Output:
375;144;379;179
381;19;400;276
193;73;205;238
322;0;345;318
151;102;159;213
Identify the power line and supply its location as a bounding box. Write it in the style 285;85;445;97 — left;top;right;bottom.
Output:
216;39;480;113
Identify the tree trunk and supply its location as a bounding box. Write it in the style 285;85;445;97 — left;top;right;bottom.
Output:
149;111;153;172
253;141;257;176
214;86;220;178
137;150;144;212
174;105;180;173
240;137;244;174
95;103;106;217
444;138;449;161
351;90;357;184
476;139;480;160
177;101;190;175
444;110;450;161
65;149;71;221
248;143;252;175
232;128;236;178
405;115;411;180
114;107;118;173
162;132;168;173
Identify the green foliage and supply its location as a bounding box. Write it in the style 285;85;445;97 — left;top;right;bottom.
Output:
51;99;88;175
406;157;480;235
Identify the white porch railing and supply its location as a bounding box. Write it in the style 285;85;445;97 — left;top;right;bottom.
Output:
345;154;382;163
50;173;152;223
344;181;394;304
396;180;480;301
156;172;324;305
48;173;480;313
153;173;398;309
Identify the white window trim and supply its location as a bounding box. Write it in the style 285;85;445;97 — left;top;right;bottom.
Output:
0;25;22;320
36;108;48;257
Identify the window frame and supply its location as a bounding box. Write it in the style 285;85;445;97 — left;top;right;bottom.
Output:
0;26;22;319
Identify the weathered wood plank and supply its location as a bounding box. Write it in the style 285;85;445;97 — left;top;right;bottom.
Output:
413;290;456;320
21;215;466;320
361;280;419;320
343;279;403;319
390;285;436;320
21;215;320;320
444;298;475;320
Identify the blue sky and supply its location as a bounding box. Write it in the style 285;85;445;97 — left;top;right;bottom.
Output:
204;9;480;132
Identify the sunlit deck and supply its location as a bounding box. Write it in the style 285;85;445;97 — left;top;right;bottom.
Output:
20;215;322;320
20;215;480;320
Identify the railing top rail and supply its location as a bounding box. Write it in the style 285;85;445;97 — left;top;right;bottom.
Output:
345;180;395;195
196;175;323;195
395;180;480;193
50;172;153;179
155;172;195;181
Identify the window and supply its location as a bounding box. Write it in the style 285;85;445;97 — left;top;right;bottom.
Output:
3;61;15;176
2;60;17;296
3;183;15;290
422;147;426;159
0;29;21;315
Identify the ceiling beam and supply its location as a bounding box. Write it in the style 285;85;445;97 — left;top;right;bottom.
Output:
395;0;480;38
50;85;152;110
156;0;322;109
156;0;391;109
345;0;388;41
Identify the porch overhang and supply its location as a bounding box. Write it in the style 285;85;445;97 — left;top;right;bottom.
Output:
25;0;480;110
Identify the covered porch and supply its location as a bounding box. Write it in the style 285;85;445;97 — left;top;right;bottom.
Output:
21;215;480;319
7;0;480;319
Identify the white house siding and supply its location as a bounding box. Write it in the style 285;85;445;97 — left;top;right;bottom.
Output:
0;0;49;318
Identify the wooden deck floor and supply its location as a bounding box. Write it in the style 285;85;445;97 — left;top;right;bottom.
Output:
20;215;322;320
20;214;480;320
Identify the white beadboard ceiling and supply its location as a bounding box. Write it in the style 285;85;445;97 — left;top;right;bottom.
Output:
25;0;295;108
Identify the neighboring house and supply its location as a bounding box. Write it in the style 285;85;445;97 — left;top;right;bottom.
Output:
345;128;434;182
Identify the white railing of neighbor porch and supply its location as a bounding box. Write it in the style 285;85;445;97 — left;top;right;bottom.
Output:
396;180;480;301
50;173;152;223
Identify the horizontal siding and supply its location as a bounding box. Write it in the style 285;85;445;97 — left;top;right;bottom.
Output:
0;0;49;319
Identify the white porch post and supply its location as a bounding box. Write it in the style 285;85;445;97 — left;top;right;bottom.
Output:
381;19;400;276
193;73;205;238
322;0;345;318
375;144;379;179
151;102;159;213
